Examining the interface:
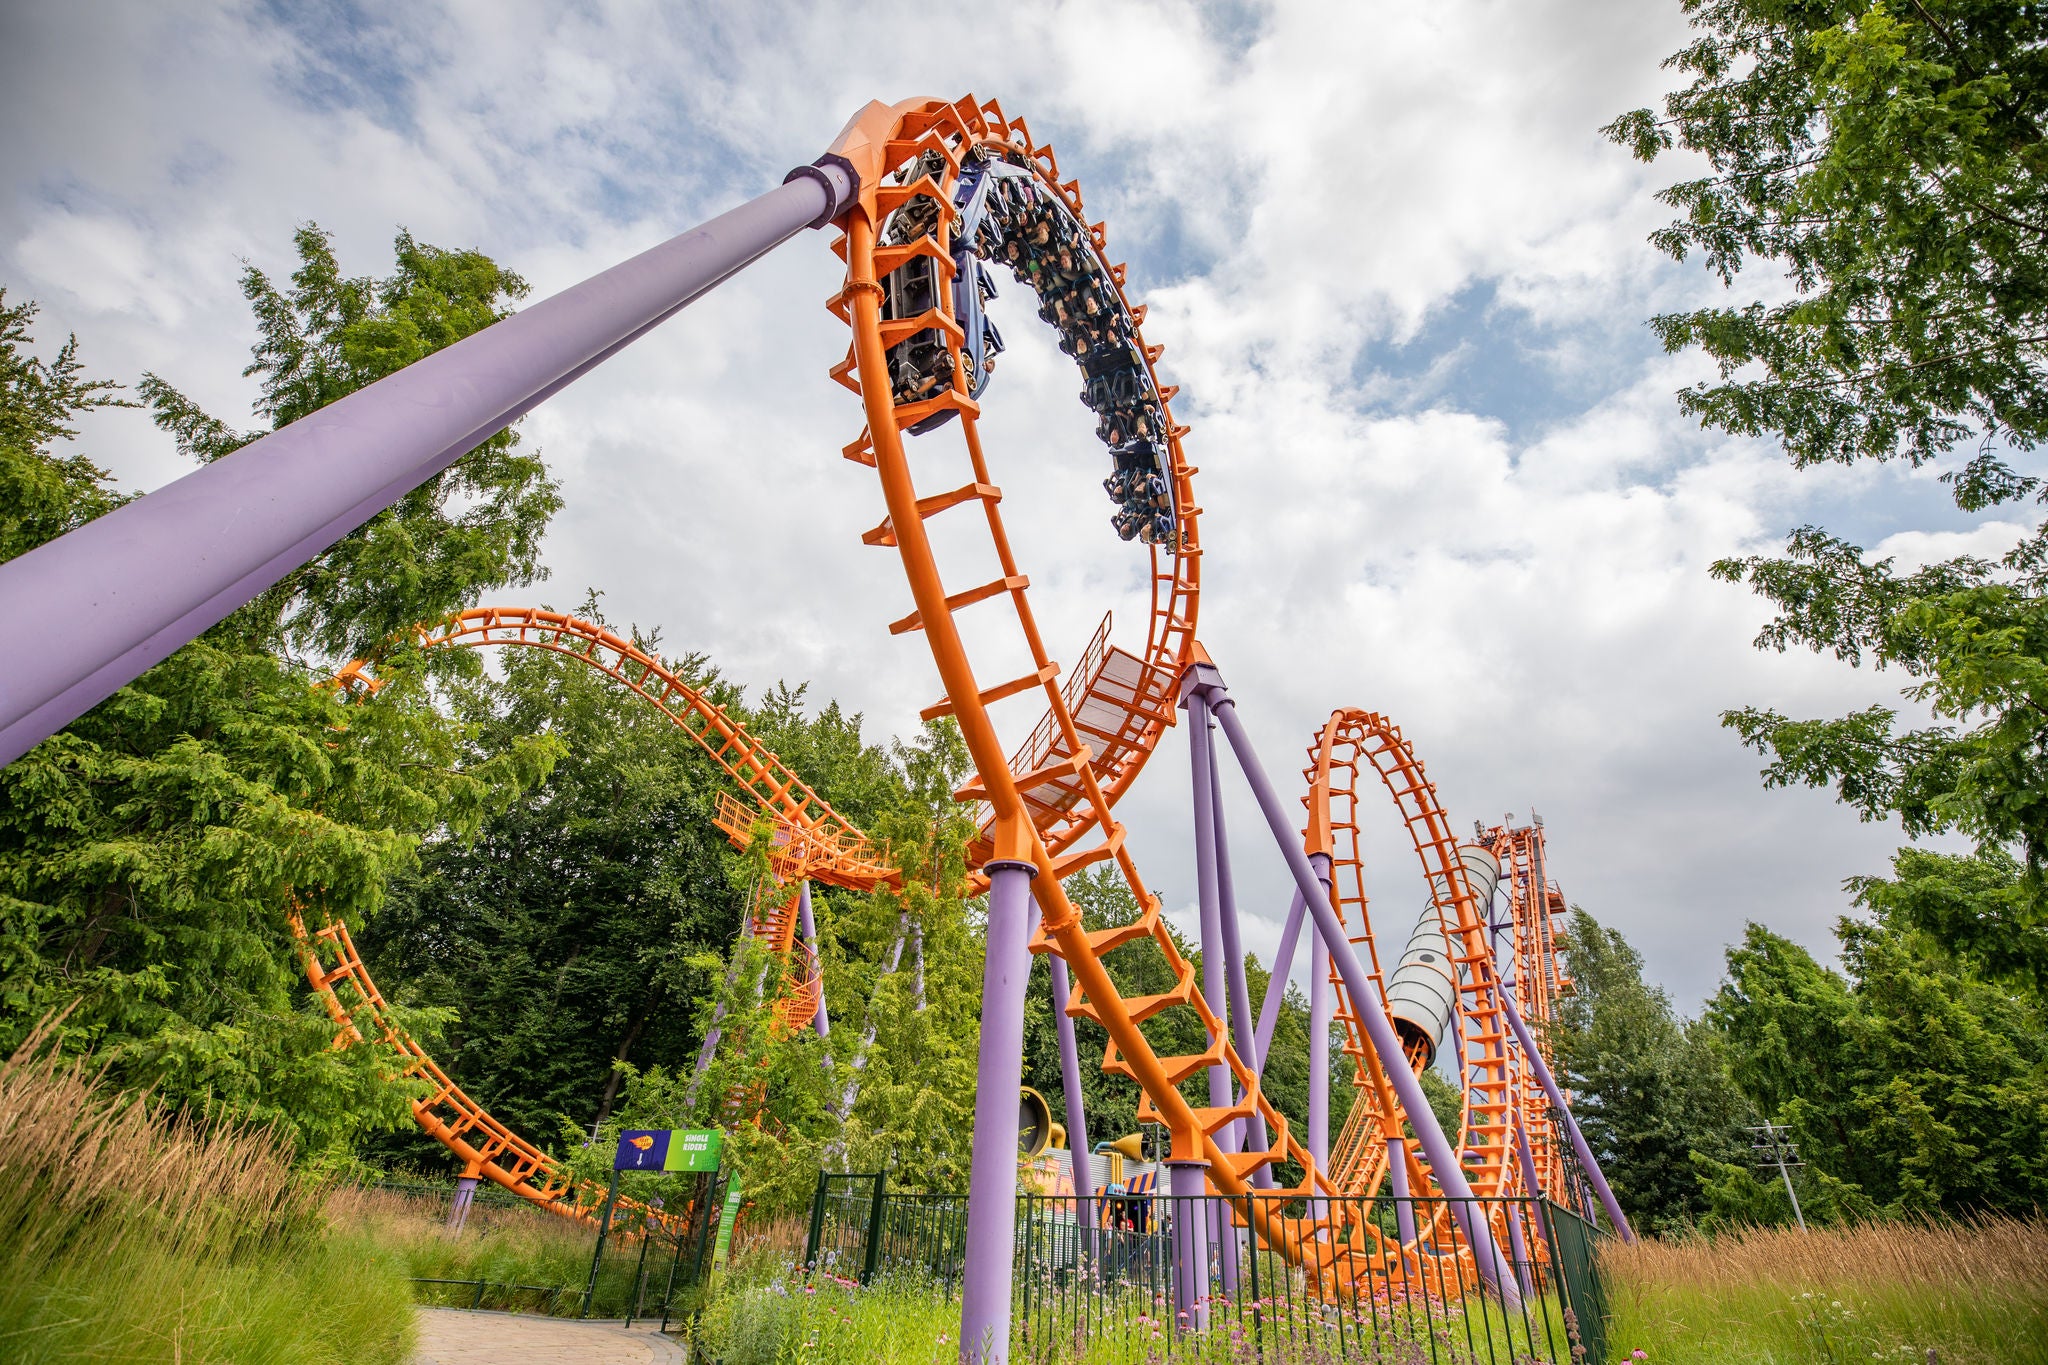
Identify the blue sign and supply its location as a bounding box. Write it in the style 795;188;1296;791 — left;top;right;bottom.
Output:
615;1129;671;1171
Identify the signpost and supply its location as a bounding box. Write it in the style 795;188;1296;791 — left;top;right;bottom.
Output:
712;1175;744;1268
584;1128;726;1317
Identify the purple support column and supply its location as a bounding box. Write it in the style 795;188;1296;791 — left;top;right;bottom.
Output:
797;881;830;1038
1206;741;1271;1190
685;911;759;1109
1184;692;1234;1121
1386;1139;1417;1246
447;1174;478;1234
1499;989;1635;1242
1253;886;1307;1065
1181;689;1238;1296
1514;1123;1557;1263
1168;1159;1211;1333
0;159;857;769
1307;854;1333;1229
1309;905;1331;1173
959;860;1037;1365
1047;953;1098;1269
1201;683;1521;1308
1505;1199;1534;1298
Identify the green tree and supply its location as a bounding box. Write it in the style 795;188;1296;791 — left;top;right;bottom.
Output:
1607;1;2048;474
0;292;130;561
1613;2;2048;1007
1706;916;2048;1217
356;613;752;1159
0;283;554;1154
1552;910;1750;1233
139;224;560;660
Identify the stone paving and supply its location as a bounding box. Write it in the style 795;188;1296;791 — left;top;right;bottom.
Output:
410;1307;688;1364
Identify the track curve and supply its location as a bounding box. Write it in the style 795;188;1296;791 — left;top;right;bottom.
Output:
828;97;1359;1274
1298;709;1531;1280
299;606;894;1225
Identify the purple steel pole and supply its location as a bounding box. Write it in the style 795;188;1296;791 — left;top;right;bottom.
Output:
1386;1138;1417;1245
0;160;857;769
1206;736;1271;1189
685;906;762;1108
797;881;830;1038
1047;953;1098;1267
1253;885;1307;1065
1505;1200;1533;1298
1168;1158;1211;1332
1499;988;1636;1242
1181;690;1240;1295
1309;911;1330;1172
1199;676;1521;1306
447;1175;478;1234
960;860;1037;1365
1515;1123;1558;1263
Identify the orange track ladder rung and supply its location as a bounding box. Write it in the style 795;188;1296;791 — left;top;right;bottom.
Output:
920;661;1058;721
891;573;1027;636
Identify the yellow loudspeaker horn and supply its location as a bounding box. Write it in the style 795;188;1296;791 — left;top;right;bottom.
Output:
1108;1132;1145;1163
1018;1087;1054;1159
1048;1122;1067;1150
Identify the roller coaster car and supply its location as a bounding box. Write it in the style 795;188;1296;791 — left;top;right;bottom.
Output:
878;140;1180;546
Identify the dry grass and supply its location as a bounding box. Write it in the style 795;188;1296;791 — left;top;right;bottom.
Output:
329;1182;609;1313
1601;1217;2048;1364
0;1021;414;1364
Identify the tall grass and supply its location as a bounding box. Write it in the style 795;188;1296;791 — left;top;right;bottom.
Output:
1601;1216;2048;1364
0;1024;415;1364
331;1183;603;1314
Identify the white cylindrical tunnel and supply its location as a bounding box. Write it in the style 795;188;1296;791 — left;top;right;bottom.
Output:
1386;845;1501;1066
1425;844;1502;916
1386;908;1458;1066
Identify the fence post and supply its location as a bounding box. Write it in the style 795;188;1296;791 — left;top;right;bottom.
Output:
1243;1192;1261;1344
861;1171;888;1285
581;1168;622;1319
625;1205;655;1328
805;1170;830;1269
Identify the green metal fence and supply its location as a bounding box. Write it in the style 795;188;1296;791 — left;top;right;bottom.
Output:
804;1174;1613;1364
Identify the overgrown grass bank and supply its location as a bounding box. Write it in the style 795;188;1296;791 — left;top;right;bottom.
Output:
329;1184;602;1314
0;1028;415;1365
1602;1216;2048;1364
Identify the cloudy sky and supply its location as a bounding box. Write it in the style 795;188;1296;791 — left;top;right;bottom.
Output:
2;0;2001;1012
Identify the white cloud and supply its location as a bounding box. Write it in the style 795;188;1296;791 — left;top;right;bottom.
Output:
0;0;1972;1013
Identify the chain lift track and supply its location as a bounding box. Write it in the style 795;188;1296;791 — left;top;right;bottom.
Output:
298;607;897;1225
1483;820;1575;1204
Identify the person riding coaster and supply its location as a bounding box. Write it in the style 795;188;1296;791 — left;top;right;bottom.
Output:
872;138;1179;547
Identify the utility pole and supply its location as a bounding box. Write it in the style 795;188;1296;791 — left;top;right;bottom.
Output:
1749;1121;1808;1230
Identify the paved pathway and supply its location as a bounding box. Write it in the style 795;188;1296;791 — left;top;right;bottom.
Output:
411;1307;687;1364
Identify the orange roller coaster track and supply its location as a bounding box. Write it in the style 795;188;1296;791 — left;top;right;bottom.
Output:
1303;711;1543;1269
297;606;897;1226
828;97;1356;1278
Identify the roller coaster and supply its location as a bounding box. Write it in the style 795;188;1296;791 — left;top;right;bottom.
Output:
0;93;1632;1360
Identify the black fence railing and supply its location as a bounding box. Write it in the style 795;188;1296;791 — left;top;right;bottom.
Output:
370;1173;730;1325
804;1175;1611;1364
